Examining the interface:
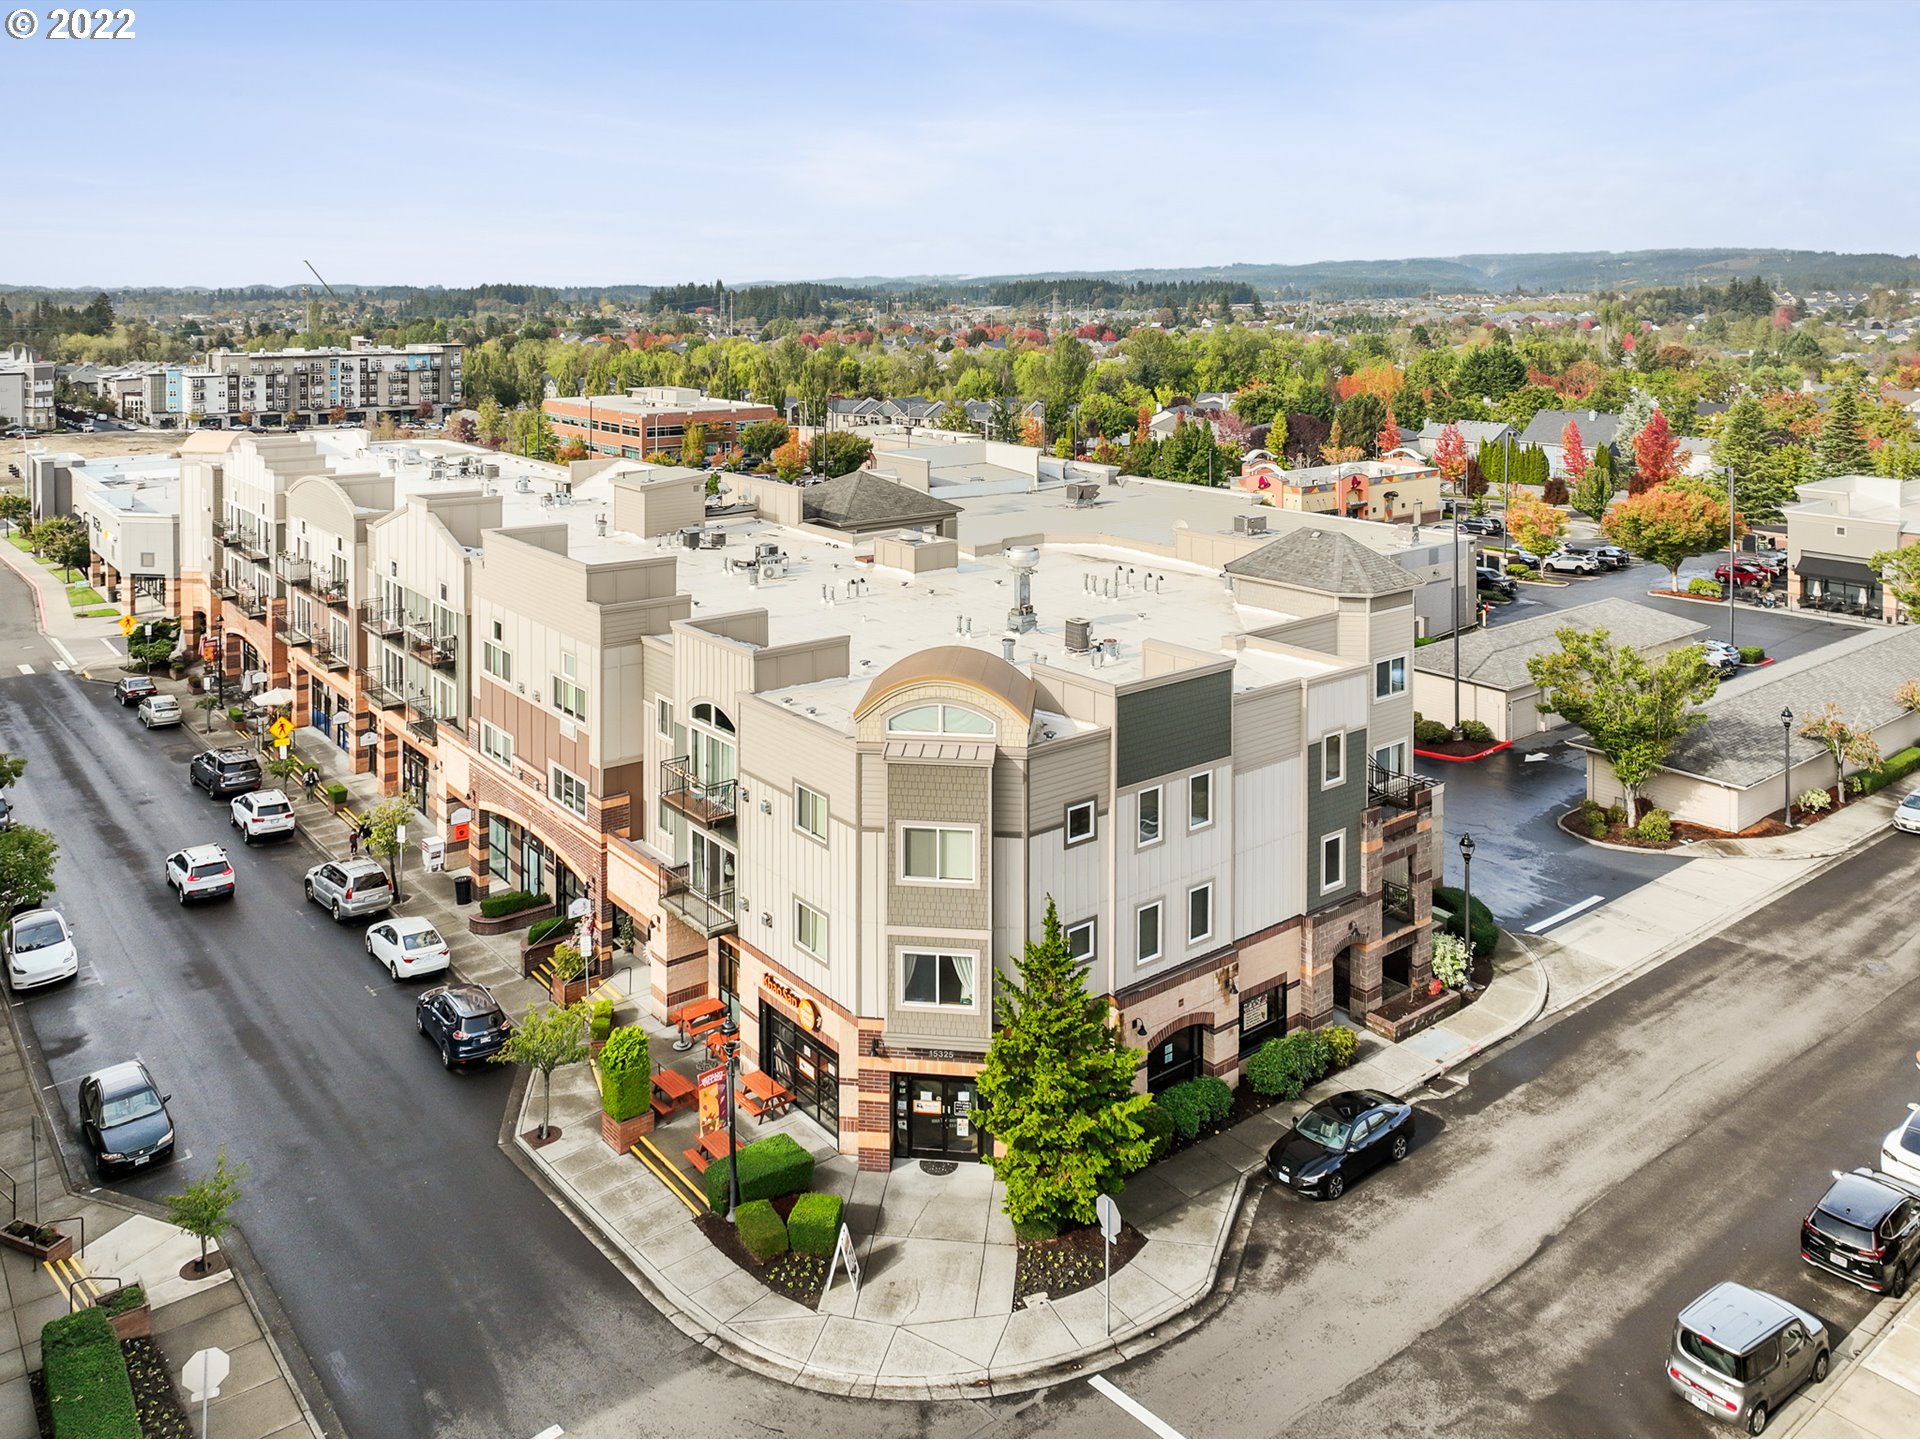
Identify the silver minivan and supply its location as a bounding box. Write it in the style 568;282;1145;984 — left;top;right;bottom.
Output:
303;859;394;920
1668;1282;1829;1434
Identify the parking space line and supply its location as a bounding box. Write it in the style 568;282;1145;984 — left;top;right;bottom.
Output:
15;664;32;675
1089;1375;1185;1440
1530;894;1604;933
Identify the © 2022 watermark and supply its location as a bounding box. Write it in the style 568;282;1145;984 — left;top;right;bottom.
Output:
6;7;137;38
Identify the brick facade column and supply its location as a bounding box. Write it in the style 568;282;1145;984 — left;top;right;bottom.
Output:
856;1023;890;1172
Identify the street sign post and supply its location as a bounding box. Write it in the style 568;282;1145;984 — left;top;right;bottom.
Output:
1096;1193;1121;1335
180;1346;229;1439
117;614;136;636
268;716;294;745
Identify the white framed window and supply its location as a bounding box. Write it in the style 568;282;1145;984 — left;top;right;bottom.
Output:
1375;655;1408;698
1066;918;1096;966
550;764;588;819
1320;832;1346;893
482;638;512;683
899;950;976;1009
1321;732;1345;787
552;653;587;722
1136;901;1162;964
1065;799;1095;846
900;824;976;883
1188;883;1213;944
1137;786;1161;847
885;703;996;738
1374;741;1407;775
794;900;828;960
656;697;672;738
1189;771;1212;830
795;784;828;842
480;721;513;769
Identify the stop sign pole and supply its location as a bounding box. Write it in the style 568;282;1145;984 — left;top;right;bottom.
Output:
1096;1193;1121;1335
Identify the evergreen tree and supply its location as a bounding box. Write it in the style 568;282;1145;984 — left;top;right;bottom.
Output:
974;901;1152;1232
1818;389;1873;477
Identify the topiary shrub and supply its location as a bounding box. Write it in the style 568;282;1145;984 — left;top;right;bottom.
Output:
42;1306;137;1440
1459;719;1495;744
1135;1102;1176;1164
589;998;614;1046
1321;1024;1359;1071
598;1025;651;1121
787;1192;844;1257
1687;577;1723;598
1432;884;1497;957
734;1199;789;1262
1739;646;1766;665
322;782;348;805
479;889;550;918
704;1132;815;1214
1414;718;1452;745
1635;809;1672;842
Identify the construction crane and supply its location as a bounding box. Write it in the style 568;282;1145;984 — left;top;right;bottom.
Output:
303;260;342;306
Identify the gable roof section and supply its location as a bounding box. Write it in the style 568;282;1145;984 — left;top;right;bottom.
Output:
1225;528;1414;597
1411;598;1707;691
1519;408;1624;450
801;468;961;531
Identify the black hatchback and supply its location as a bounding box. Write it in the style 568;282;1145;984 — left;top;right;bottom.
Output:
1267;1089;1415;1200
1802;1168;1920;1294
416;983;512;1069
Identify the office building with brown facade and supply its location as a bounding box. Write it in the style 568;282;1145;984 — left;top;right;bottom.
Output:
544;386;778;462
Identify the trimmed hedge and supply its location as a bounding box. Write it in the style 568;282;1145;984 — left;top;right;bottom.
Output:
598;1025;651;1121
526;915;571;946
1432;884;1497;957
704;1132;815;1214
589;999;614;1046
735;1199;789;1261
787;1192;844;1257
1156;1076;1233;1140
42;1306;137;1440
479;889;550;919
1738;646;1766;665
1687;577;1723;598
322;782;348;805
1246;1029;1332;1100
1850;746;1920;796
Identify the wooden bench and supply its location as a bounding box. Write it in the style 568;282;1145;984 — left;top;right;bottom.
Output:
682;1146;710;1173
734;1089;769;1124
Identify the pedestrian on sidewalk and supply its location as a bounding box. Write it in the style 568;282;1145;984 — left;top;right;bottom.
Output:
347;822;361;859
302;764;320;800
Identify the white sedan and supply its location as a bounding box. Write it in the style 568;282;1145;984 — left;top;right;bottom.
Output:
4;908;79;991
364;917;451;982
1895;792;1920;835
229;789;296;843
1882;1103;1920;1188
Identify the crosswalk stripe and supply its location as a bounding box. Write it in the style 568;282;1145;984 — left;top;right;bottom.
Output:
14;664;31;675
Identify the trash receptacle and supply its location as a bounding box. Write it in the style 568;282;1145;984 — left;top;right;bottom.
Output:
453;871;473;906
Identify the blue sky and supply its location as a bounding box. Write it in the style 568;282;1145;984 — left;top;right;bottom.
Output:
4;0;1911;288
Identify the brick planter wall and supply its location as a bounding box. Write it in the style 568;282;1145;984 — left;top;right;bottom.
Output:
469;901;556;937
1363;986;1463;1043
601;1108;655;1152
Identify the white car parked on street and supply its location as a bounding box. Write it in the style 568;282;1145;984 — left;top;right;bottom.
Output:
229;789;296;843
4;908;78;991
137;694;183;728
364;916;452;982
1894;792;1920;835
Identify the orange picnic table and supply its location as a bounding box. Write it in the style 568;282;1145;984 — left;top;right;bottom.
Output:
737;1069;793;1124
683;1126;736;1174
650;1067;697;1118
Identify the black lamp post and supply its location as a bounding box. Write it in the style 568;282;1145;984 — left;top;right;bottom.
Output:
1781;706;1795;829
1459;833;1477;990
211;619;225;702
719;1016;742;1221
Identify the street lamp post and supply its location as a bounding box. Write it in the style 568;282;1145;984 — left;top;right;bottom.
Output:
719;1017;742;1221
211;619;224;703
1726;463;1737;652
1459;833;1477;991
1781;706;1795;829
1451;519;1463;738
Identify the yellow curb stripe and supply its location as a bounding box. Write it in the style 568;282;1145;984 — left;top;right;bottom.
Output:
630;1135;706;1214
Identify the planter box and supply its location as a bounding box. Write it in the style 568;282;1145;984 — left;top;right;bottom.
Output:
601;1108;655;1151
0;1226;72;1263
552;967;604;1007
105;1301;152;1341
1364;987;1464;1043
469;901;556;937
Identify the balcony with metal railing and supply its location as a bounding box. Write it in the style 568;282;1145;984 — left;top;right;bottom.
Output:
359;601;404;636
659;757;736;826
310;639;351;672
659;863;736;937
273;555;311;588
405;695;444;745
1367;758;1434;814
359;669;405;710
1381;880;1418;940
313;573;351;606
238;586;268;620
233;529;270;563
275;620;312;649
409;632;457;671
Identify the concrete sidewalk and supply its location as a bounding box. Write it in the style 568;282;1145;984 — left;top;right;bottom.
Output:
513;943;1546;1399
1782;1284;1920;1437
0;521;147;661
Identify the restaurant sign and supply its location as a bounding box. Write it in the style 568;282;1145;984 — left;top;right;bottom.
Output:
761;974;820;1030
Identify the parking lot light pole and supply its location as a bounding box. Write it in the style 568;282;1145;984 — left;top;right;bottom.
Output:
720;1017;742;1221
1459;833;1476;991
1782;706;1795;829
1726;464;1738;652
1452;522;1463;739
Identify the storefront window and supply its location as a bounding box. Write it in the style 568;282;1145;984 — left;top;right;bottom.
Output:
487;816;510;884
760;1007;838;1138
1147;1024;1205;1092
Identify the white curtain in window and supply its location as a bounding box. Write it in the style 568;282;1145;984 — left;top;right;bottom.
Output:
939;829;974;881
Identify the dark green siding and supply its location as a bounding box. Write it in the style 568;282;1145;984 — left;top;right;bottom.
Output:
1305;727;1366;909
1115;671;1233;789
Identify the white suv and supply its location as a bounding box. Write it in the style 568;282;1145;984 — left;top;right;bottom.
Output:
1542;549;1599;574
165;844;236;903
230;789;296;843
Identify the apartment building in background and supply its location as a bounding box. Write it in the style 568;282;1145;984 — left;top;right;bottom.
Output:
0;345;56;430
163;338;462;426
153;424;1444;1177
544;387;778;461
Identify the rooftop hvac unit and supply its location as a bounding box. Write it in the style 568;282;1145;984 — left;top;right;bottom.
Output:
514;476;531;493
759;555;786;580
755;540;783;561
1234;513;1269;535
1067;482;1100;507
483;463;500;479
702;529;727;549
681;527;703;550
1065;617;1092;653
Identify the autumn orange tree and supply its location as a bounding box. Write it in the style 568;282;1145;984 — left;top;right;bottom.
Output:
771;436;807;481
1432;423;1467;491
1630;410;1680;494
1504;493;1569;557
1561;420;1589;483
1602;480;1742;591
1376;408;1401;457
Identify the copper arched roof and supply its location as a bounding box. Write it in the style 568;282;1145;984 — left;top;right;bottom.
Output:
854;645;1036;723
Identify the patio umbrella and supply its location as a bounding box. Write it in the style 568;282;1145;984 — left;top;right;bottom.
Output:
252;686;295;708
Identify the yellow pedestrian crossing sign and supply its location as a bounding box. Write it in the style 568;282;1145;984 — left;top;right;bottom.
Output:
118;615;136;635
268;717;295;744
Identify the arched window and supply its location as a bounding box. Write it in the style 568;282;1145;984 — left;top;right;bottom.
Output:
691;701;735;734
886;703;996;738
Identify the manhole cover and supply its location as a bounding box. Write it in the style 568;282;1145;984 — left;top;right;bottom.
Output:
919;1160;959;1177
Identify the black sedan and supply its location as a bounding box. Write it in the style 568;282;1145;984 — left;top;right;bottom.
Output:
416;982;513;1069
77;1060;176;1178
113;675;158;706
1266;1089;1414;1200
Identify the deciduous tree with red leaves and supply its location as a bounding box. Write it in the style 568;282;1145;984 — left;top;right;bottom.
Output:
1376;408;1401;457
1561;420;1589;483
1432;423;1468;489
1629;410;1679;495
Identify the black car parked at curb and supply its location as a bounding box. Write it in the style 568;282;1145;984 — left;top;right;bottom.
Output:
189;747;262;799
78;1060;176;1178
1801;1167;1920;1294
1267;1089;1414;1199
415;983;513;1069
113;675;158;706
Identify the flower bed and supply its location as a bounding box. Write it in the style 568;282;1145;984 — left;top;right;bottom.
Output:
1364;985;1463;1042
692;1191;833;1309
1013;1220;1146;1308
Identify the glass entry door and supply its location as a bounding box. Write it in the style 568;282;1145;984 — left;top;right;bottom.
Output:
892;1075;984;1161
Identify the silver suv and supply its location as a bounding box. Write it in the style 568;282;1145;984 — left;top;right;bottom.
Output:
303;859;394;921
1668;1282;1829;1434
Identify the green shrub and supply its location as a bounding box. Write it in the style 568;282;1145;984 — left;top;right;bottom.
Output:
1635;809;1672;842
41;1306;137;1440
226;705;244;721
478;889;550;919
1013;1217;1058;1242
526;914;571;946
1507;564;1536;579
1321;1024;1359;1070
1459;720;1495;744
1589;816;1610;838
1579;798;1605;827
97;1284;146;1317
1432;884;1497;957
704;1132;815;1213
1415;634;1437;646
1244;1030;1332;1100
598;1025;651;1121
1739;646;1766;665
1606;802;1627;825
1135;1102;1176;1164
1156;1082;1206;1140
589;998;614;1046
1847;745;1920;796
1687;577;1723;598
734;1199;789;1261
787;1192;844;1256
1413;718;1452;745
1796;788;1832;814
